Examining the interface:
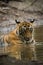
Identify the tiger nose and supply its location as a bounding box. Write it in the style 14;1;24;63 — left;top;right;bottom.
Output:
25;37;30;41
26;38;30;41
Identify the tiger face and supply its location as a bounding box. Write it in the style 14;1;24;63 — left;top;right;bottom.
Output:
15;21;34;44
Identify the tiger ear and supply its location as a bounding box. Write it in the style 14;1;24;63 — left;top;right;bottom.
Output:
15;19;20;24
30;19;35;23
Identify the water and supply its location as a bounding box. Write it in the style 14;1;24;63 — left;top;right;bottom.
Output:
33;25;43;42
35;42;43;61
0;21;43;61
33;20;43;61
8;44;35;60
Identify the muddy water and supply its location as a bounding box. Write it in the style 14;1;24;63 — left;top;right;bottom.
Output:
33;25;43;42
33;21;43;61
35;42;43;61
0;42;43;61
0;42;35;60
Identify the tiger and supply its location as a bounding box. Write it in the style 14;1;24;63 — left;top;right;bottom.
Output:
0;19;35;60
0;20;34;45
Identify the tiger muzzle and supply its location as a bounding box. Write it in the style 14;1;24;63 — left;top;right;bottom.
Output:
24;37;30;41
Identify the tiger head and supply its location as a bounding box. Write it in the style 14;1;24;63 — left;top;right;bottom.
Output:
15;19;34;44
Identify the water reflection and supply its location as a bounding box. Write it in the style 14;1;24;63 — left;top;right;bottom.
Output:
8;44;35;60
